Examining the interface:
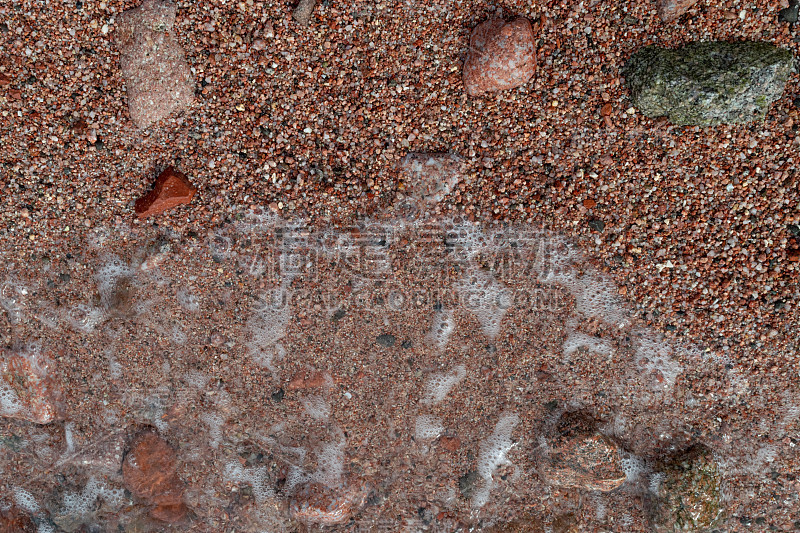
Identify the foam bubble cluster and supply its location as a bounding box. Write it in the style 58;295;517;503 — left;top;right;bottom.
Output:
472;413;520;509
415;414;445;440
421;365;466;406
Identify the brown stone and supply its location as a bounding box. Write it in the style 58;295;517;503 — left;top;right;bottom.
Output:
287;369;329;391
463;17;536;96
541;412;626;492
583;198;597;209
115;0;194;128
150;502;189;523
292;0;317;26
0;506;35;533
657;0;700;22
0;348;59;424
123;429;187;523
134;167;196;218
439;435;461;452
289;481;369;526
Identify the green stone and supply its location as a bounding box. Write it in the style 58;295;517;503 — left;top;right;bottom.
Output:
652;446;724;531
625;41;794;126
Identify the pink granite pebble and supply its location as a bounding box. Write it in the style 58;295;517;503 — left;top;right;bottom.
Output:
463;17;536;97
115;0;195;129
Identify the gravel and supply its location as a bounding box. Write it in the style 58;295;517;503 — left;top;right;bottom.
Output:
0;0;799;531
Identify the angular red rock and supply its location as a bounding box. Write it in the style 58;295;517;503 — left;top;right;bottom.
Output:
463;17;536;96
134;167;196;218
657;0;700;22
123;429;188;523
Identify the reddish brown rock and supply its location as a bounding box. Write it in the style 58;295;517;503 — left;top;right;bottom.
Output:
287;369;329;391
657;0;700;22
0;347;59;424
292;0;317;26
135;167;196;218
540;412;626;492
115;0;194;128
439;435;461;452
0;506;35;533
289;481;369;526
463;17;536;96
123;429;188;523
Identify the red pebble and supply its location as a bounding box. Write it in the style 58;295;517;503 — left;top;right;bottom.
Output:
123;429;188;523
657;0;699;22
463;17;536;96
439;436;461;452
134;167;196;218
287;369;329;391
0;506;35;533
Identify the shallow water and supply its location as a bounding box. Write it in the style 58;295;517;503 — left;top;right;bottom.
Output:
0;212;794;531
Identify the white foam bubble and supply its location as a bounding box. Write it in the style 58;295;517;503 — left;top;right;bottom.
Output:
619;451;645;482
0;279;27;323
12;487;39;513
415;415;444;440
649;472;665;494
0;381;23;417
421;365;466;405
633;329;683;390
60;477;124;520
472;413;519;509
301;395;331;421
456;268;511;339
64;422;75;453
176;288;200;312
427;309;455;350
224;463;275;503
201;412;225;448
65;303;105;332
311;440;345;488
95;258;134;307
248;285;291;369
563;332;614;357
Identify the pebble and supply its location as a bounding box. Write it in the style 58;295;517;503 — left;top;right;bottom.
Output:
375;334;396;347
289;481;369;526
292;0;317;27
439;436;461;452
0;348;59;424
0;506;35;532
657;0;700;22
287;369;328;390
779;2;799;23
540;412;626;492
115;0;194;128
134;166;197;218
651;446;723;531
122;429;188;523
462;17;536;96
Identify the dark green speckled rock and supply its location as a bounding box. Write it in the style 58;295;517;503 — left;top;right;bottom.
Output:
625;41;794;126
651;446;724;532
